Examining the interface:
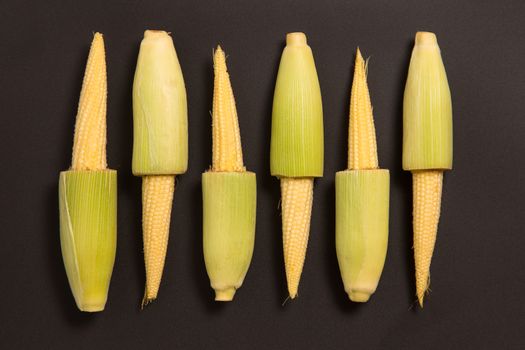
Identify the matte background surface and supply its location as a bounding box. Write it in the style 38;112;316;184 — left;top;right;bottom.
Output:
1;0;524;348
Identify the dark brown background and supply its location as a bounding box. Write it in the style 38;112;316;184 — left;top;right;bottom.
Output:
1;0;524;348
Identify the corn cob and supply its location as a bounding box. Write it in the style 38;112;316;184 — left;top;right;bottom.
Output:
202;46;256;301
132;30;188;306
403;32;452;307
335;49;389;302
271;32;323;299
280;177;313;298
141;175;174;302
71;34;107;171
59;33;117;312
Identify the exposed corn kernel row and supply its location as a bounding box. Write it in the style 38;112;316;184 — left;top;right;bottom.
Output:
72;33;107;171
142;175;175;306
413;170;443;307
348;48;378;171
212;46;245;173
280;177;313;298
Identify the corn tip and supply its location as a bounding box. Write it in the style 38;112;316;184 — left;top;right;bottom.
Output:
416;282;428;308
417;295;424;308
356;47;363;60
211;45;244;172
348;46;378;170
71;32;107;170
141;294;156;309
281;177;313;302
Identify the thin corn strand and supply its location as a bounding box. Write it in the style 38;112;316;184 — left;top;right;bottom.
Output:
142;175;175;306
281;177;313;298
413;170;443;307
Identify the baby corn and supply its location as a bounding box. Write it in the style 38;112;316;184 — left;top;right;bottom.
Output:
335;49;389;302
270;32;324;299
202;46;256;301
403;32;453;307
59;33;117;312
132;30;188;306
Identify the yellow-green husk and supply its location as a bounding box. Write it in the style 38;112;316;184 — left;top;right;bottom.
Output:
59;170;117;312
336;169;389;302
403;33;452;171
270;34;324;177
202;172;256;301
132;30;188;175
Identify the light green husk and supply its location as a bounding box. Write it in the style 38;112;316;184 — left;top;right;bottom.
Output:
202;172;256;301
270;33;324;177
59;170;117;312
336;169;389;302
132;30;188;175
403;32;452;171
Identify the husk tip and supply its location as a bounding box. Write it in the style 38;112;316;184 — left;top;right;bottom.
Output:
286;32;307;46
144;29;168;39
80;306;104;313
214;287;236;301
348;291;371;303
78;300;106;313
415;31;437;45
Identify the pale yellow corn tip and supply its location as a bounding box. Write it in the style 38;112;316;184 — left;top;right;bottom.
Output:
348;48;378;170
72;33;107;171
212;46;245;172
281;177;313;298
413;170;442;307
142;175;175;306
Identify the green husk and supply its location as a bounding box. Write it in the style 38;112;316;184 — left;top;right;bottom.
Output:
59;170;117;312
132;30;188;176
403;32;452;171
202;172;256;301
335;169;389;302
270;32;324;177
